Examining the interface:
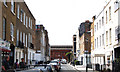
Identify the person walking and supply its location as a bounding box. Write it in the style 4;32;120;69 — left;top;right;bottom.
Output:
2;56;10;72
14;59;19;69
19;58;26;69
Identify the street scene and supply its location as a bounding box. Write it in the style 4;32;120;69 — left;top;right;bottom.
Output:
0;0;120;72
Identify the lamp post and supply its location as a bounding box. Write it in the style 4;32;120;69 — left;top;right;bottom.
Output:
85;50;88;72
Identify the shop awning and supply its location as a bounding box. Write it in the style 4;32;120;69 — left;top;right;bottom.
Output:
92;48;105;57
0;39;11;52
0;47;11;52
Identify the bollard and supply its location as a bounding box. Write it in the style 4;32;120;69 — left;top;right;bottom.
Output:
86;64;88;72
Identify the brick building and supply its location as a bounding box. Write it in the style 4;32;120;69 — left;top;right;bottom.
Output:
78;20;92;66
35;25;50;62
0;0;36;65
50;45;73;60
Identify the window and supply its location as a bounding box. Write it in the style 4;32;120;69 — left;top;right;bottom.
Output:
23;33;25;46
109;6;111;20
109;28;112;44
11;0;15;13
102;34;105;46
3;17;6;40
106;11;108;24
95;25;96;32
102;17;104;26
10;23;14;41
28;33;31;47
32;53;34;60
20;9;23;22
29;17;31;27
17;30;19;46
114;1;119;11
106;31;108;46
4;0;7;7
100;36;101;47
99;20;101;28
91;29;93;36
26;16;28;28
115;26;118;40
97;37;98;48
31;20;32;29
26;34;27;47
17;5;20;19
19;52;21;63
16;51;18;60
97;23;98;30
20;32;22;42
31;35;32;43
23;13;26;25
91;43;93;50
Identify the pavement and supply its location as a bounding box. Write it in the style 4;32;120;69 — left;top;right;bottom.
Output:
69;63;99;72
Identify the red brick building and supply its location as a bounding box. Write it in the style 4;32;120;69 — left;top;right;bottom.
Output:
50;45;73;60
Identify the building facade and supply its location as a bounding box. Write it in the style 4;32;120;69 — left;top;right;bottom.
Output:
73;35;77;58
91;0;120;70
35;25;50;62
78;20;92;66
50;45;73;60
0;0;36;65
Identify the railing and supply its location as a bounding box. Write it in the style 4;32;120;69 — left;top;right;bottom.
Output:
17;41;24;48
29;43;34;49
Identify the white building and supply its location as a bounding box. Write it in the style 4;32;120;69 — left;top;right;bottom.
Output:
91;0;120;70
75;30;81;61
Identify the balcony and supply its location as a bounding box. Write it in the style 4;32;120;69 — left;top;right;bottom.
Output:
17;41;24;49
29;43;34;49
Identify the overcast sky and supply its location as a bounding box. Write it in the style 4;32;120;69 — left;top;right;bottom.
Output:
25;0;105;45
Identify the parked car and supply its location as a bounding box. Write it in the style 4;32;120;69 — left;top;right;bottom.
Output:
49;60;61;71
61;59;67;64
53;59;61;69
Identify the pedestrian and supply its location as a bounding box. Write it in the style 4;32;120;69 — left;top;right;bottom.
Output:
19;58;26;69
14;59;19;69
2;56;10;72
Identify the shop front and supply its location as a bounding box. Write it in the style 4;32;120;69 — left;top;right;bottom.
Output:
0;39;11;71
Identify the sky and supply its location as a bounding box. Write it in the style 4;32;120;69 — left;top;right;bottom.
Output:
25;0;105;45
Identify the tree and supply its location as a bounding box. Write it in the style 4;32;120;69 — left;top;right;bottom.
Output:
65;52;72;63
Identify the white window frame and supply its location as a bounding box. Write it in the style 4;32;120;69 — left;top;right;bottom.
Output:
31;35;32;43
106;31;108;46
11;0;15;13
3;17;6;40
109;6;111;20
20;32;22;42
109;28;112;44
102;17;104;26
24;12;26;25
99;20;101;28
17;30;19;46
29;17;31;27
26;16;28;28
31;20;32;29
4;0;8;7
28;33;31;47
23;33;25;46
102;34;105;46
106;11;108;24
17;5;20;19
26;34;28;47
100;36;101;47
10;23;14;41
20;9;23;22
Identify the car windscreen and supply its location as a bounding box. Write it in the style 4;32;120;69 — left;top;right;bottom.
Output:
50;61;58;63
